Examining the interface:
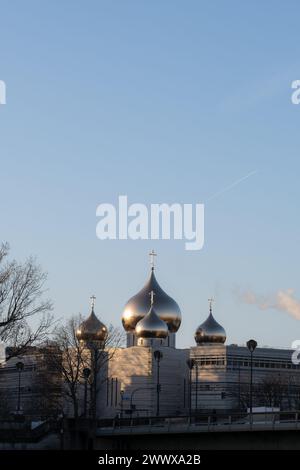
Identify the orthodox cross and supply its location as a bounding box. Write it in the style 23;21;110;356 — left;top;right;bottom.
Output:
149;290;155;306
208;297;214;314
149;249;157;269
90;295;96;310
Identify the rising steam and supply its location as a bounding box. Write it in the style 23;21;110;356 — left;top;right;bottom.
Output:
236;288;300;320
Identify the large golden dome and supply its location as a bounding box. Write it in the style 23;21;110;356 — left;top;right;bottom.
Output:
122;268;182;333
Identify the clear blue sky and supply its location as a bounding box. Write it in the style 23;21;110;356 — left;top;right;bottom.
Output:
1;0;300;348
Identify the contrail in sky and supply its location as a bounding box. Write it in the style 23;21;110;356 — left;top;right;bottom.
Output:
206;170;258;202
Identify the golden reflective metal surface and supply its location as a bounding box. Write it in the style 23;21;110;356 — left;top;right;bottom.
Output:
76;310;107;342
121;268;182;333
195;312;226;345
135;306;168;339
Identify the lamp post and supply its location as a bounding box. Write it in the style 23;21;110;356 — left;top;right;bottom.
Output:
153;350;163;417
247;339;257;421
238;362;241;412
90;344;102;420
120;389;124;420
186;359;195;418
16;361;24;413
83;367;91;418
195;362;199;414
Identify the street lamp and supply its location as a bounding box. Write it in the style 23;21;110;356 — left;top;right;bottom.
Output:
186;358;195;418
247;339;257;420
120;389;124;420
153;350;163;417
195;362;199;414
16;361;24;413
83;367;91;418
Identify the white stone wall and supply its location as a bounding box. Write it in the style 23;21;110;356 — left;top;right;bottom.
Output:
99;346;189;418
190;344;232;411
126;332;176;348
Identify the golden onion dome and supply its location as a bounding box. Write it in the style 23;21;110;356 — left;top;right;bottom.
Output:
76;297;107;343
195;300;226;345
135;301;168;339
122;267;181;333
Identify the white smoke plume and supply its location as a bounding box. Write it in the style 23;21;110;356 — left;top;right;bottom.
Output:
236;288;300;320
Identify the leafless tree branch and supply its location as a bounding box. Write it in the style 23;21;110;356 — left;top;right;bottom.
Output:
0;243;54;357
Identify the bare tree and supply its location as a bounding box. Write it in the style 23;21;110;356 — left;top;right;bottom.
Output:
259;374;288;408
46;317;86;419
31;347;63;419
0;243;53;357
47;315;124;420
230;381;251;411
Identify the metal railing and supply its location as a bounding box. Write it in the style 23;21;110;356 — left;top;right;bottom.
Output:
96;411;300;435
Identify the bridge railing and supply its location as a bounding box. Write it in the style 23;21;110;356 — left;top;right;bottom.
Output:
96;410;300;434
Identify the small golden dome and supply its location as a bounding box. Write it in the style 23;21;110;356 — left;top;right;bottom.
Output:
195;300;226;345
76;297;107;343
135;293;168;339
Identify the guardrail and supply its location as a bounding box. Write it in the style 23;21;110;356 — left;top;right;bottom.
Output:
96;411;300;436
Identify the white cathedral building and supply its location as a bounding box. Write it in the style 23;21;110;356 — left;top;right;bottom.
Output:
1;253;300;421
76;254;300;419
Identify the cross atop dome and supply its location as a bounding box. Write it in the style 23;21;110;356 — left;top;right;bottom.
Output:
208;297;214;314
149;290;155;306
149;250;157;270
90;295;96;311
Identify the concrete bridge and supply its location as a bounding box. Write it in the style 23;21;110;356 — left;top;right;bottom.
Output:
1;412;300;449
